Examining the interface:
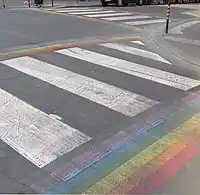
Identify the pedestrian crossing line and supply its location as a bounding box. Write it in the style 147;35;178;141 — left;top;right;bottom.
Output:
0;88;91;168
56;47;200;91
124;19;166;26
101;15;151;21
48;7;95;11
57;7;94;10
57;8;104;13
1;57;158;117
85;12;133;18
100;43;171;64
70;10;116;15
131;41;145;46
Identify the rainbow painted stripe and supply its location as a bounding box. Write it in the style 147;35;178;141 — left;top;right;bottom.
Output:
34;92;200;194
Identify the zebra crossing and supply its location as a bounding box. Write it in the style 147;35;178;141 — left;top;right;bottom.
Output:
45;7;166;27
0;40;200;168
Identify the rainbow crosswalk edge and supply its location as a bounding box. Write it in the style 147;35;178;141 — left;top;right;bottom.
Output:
33;91;200;194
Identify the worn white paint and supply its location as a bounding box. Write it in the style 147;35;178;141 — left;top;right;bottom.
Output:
85;12;132;18
0;88;91;168
2;57;157;117
124;19;166;25
48;114;62;120
181;12;199;17
56;47;200;91
131;40;144;45
70;10;116;15
182;11;200;18
170;20;200;34
100;42;171;64
102;15;151;21
57;8;104;13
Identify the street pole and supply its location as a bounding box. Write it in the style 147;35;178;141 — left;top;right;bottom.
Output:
28;0;31;8
52;0;54;6
2;0;5;8
165;0;171;33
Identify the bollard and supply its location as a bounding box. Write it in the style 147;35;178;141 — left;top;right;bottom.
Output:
165;0;171;33
28;0;31;7
2;0;5;8
52;0;54;6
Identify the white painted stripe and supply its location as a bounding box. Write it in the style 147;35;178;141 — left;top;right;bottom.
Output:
0;88;91;168
124;19;166;26
170;20;200;34
85;12;133;18
56;48;200;91
2;57;157;117
100;43;171;64
131;40;144;45
70;10;116;15
57;9;91;13
57;7;94;10
102;15;151;21
58;8;103;13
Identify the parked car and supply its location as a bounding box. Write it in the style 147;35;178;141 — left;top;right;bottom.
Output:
100;0;143;6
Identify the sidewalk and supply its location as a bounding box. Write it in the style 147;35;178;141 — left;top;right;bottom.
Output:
1;0;101;8
43;0;101;8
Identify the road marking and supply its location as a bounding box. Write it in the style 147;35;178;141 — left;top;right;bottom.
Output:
56;47;200;91
170;20;200;34
48;114;62;120
124;19;166;26
0;88;91;168
102;15;151;21
131;40;144;45
0;36;142;57
164;35;200;46
56;7;95;10
100;42;171;64
83;113;200;194
1;57;157;117
70;10;116;15
182;11;200;18
57;8;103;13
85;12;133;18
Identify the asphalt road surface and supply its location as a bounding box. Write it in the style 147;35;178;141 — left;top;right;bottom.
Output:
1;4;200;194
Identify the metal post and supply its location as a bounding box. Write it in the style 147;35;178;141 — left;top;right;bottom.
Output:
165;0;171;33
28;0;31;7
2;0;5;8
52;0;54;6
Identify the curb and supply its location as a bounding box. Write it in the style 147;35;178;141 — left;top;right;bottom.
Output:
142;19;200;73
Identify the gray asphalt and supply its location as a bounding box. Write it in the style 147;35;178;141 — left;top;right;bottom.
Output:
0;4;200;194
107;5;197;18
154;153;200;195
0;8;140;194
163;21;200;68
0;9;138;50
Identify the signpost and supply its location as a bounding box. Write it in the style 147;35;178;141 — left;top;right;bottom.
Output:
165;0;171;33
52;0;54;6
28;0;31;7
2;0;5;8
